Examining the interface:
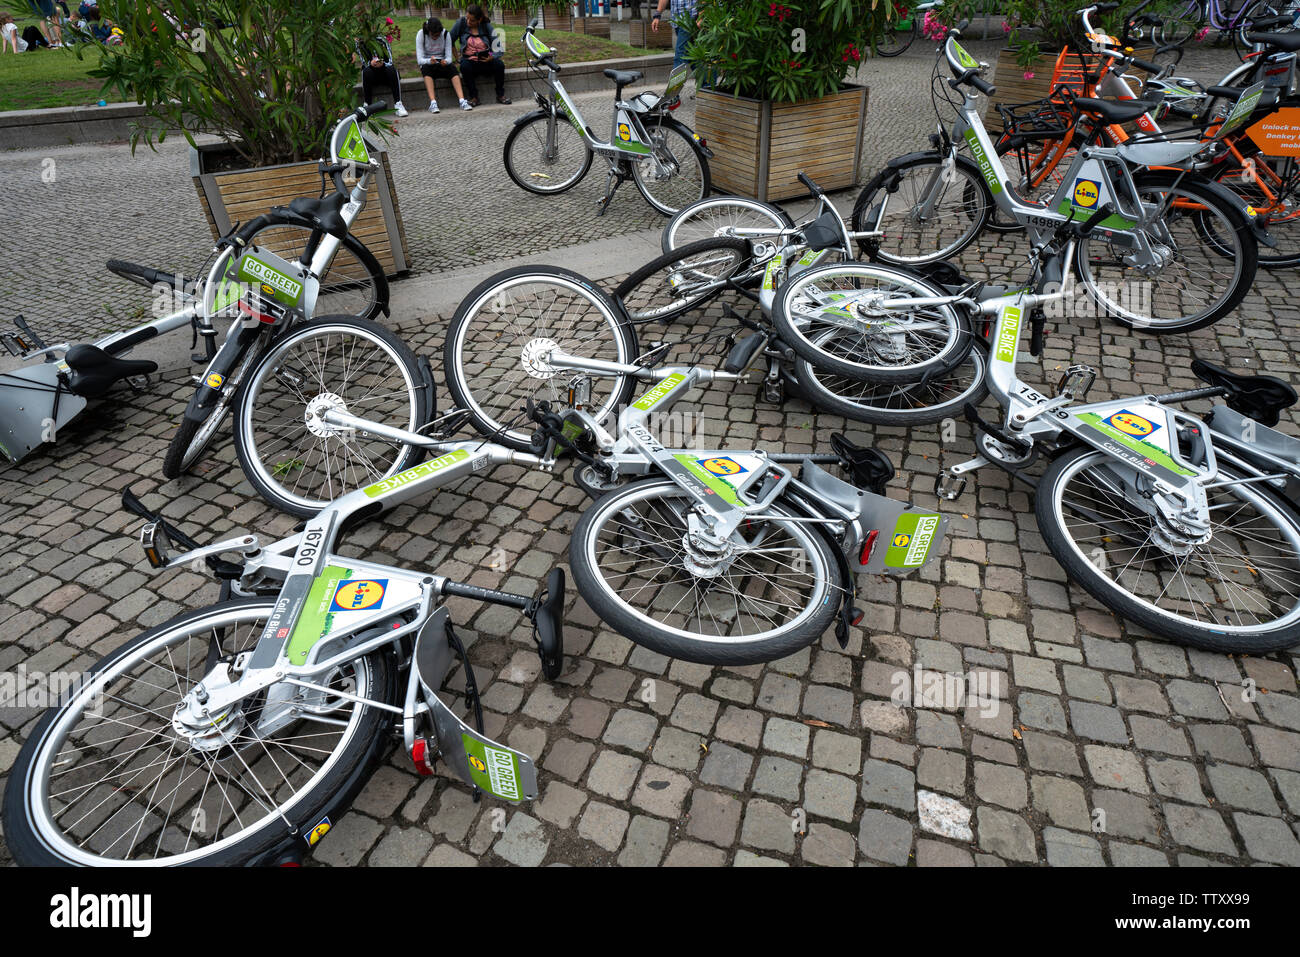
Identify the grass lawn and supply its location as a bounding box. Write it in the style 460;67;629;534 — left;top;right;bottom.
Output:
0;19;659;112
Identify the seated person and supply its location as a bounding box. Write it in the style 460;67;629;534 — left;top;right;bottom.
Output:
1;15;28;52
450;4;510;106
416;17;471;113
356;31;407;117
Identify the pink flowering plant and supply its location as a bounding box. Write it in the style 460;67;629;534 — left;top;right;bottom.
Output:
938;0;1124;71
686;0;891;102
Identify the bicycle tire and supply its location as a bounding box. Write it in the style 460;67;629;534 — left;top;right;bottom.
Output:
662;195;794;255
614;237;753;324
632;116;711;216
242;218;389;322
503;111;594;195
2;598;397;865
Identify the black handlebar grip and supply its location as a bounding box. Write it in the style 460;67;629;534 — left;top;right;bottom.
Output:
971;74;997;96
442;580;531;610
798;172;823;196
1130;56;1163;74
1095;2;1121;12
356;100;387;119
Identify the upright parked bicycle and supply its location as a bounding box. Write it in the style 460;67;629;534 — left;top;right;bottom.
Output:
504;20;711;215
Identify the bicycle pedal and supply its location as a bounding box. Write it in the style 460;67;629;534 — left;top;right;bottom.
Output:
934;470;967;501
762;376;784;404
1056;364;1096;401
0;332;30;357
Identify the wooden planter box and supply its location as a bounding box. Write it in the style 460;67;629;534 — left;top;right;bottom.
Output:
191;140;411;277
494;7;536;26
609;18;672;48
984;46;1155;132
571;15;610;37
696;84;869;201
540;4;571;28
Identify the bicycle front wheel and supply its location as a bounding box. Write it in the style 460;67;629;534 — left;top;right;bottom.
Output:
569;478;843;664
1036;446;1300;653
614;238;753;324
444;266;640;451
1;599;395;865
772;262;972;384
234;316;431;516
1076;174;1257;333
503;111;594;195
632;117;711;216
662;195;794;254
851;154;992;264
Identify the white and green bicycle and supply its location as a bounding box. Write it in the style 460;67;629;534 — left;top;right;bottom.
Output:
503;20;711;215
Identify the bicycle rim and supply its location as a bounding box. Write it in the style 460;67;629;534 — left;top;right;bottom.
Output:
633;121;708;215
19;604;375;864
663;196;791;253
871;159;988;264
616;239;751;323
506;113;591;193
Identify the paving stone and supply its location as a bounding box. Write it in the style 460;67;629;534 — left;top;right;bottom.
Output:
578;802;630;854
804;769;858;823
566;698;610;739
1250;725;1300;772
631;765;692;818
1270;768;1300;815
741;799;797;855
1084;745;1149;794
1062;664;1111;704
1090;789;1159;843
1128;715;1191;756
1233;813;1300;866
1148;758;1207;805
663;841;728;867
1018;692;1068;733
860;699;910;735
802;684;854;726
917;748;967;797
617;815;671;867
1044;827;1105;866
543;737;596;784
1256;689;1300;731
1068;700;1129;745
917;789;973;841
699;742;754;792
762;716;811;758
1030;775;1092;830
812;728;862;775
312;812;383;867
800;823;857;867
586;750;642;801
1166;679;1229;720
1135;641;1188;677
1110;675;1170;715
1108;843;1170;867
971;734;1019;766
714;705;764;749
651;725;704;772
686;790;742;847
1205;764;1281;815
914;839;975;866
423;844;479;868
670;692;719;734
535;781;587;829
857;808;914;865
860;758;916;813
753;754;804;802
915;710;964;748
1022;731;1083;777
369;825;434;867
1013;654;1061;694
1162;804;1238;856
755;672;802;715
733;850;788;867
1243;658;1296;694
974;761;1027;810
976;807;1038;863
1081;635;1136;673
603;707;658;751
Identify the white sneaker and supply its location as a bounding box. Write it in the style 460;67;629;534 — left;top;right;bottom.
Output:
428;100;440;113
459;99;473;111
394;102;408;117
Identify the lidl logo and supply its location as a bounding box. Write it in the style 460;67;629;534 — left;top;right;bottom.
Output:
206;373;224;389
617;122;631;141
699;457;747;477
1107;410;1159;438
330;579;387;612
1074;178;1100;208
307;817;331;846
892;533;911;548
468;755;487;773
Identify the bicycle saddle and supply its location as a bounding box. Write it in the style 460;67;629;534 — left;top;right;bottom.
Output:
1203;85;1249;100
63;344;158;399
1192;357;1298;428
1246;31;1300;53
285;193;348;237
830;433;893;495
1072;97;1160;125
604;68;642;97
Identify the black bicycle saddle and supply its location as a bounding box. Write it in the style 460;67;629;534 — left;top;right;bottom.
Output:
1192;356;1298;428
63;344;158;399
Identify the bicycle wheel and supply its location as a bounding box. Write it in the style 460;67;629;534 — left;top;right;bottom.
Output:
243;218;388;321
1233;0;1300;61
503;111;595;195
569;477;843;664
662;195;794;254
1155;0;1207;46
1214;151;1300;268
632;117;711;216
444;266;640;451
233;316;431;517
161;336;268;480
1075;173;1257;333
771;261;972;384
989;126;1080;233
851;154;992;264
1;598;396;865
874;12;917;57
1036;446;1300;652
614;238;753;324
792;332;989;425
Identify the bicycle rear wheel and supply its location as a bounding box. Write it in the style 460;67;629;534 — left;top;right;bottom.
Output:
614;238;753;324
662;196;794;254
632;117;711;216
874;15;917;57
444;266;640;451
569;478;843;664
1;599;395;865
234;316;431;517
851;154;992;264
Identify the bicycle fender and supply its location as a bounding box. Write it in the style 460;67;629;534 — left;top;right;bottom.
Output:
513;108;550;127
656;115;714;159
1134;170;1274;248
183;327;260;424
879;150;983;191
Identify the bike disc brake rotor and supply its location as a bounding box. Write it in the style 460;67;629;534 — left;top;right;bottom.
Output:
520;338;560;379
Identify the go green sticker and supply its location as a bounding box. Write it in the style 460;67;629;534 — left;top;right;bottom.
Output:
884;513;941;568
462;735;525;801
236;255;303;306
338;118;370;164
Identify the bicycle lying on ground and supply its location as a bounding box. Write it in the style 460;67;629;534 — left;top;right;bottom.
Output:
0;103;393;472
503;20;711;215
850;18;1275;333
1;481;566;865
239;266;949;664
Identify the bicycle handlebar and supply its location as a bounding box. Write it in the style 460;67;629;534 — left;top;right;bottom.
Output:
355;100;386;120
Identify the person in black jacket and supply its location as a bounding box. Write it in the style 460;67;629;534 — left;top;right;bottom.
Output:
356;33;408;116
449;4;510;106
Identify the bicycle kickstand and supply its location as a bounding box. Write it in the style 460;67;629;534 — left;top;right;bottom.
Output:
597;164;631;216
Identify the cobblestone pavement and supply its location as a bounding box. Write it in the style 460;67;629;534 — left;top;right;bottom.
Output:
2;39;1299;866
